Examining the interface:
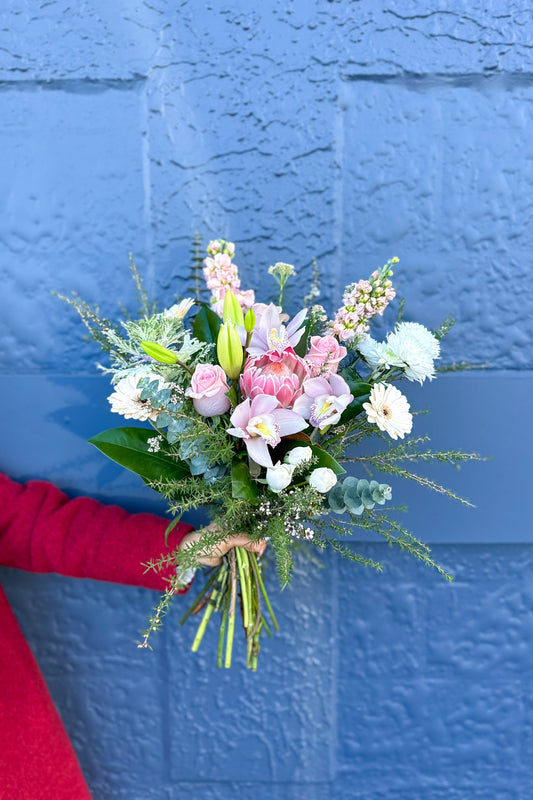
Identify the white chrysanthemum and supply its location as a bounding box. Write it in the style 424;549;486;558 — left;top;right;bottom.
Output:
363;383;413;440
357;336;404;370
386;322;440;383
108;374;165;421
163;297;195;320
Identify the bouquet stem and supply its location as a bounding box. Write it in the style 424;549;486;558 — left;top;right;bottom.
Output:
181;545;278;669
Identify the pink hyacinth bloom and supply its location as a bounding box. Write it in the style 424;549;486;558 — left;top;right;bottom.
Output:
227;394;308;468
240;348;310;408
247;303;307;356
293;373;353;430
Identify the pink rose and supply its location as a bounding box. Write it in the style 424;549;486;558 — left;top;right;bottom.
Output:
185;364;231;417
305;335;347;376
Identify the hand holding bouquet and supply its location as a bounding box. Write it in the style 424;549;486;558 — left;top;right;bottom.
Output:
60;239;480;669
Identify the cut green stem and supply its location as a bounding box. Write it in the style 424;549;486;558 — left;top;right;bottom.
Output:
250;552;280;631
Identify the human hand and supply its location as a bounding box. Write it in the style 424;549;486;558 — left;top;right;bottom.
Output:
178;522;267;568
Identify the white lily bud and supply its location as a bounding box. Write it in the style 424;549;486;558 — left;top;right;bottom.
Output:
266;462;295;493
308;467;337;493
285;446;313;467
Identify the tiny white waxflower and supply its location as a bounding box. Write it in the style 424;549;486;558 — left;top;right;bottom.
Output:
386;322;440;383
266;462;295;493
163;297;195;320
147;435;163;453
108;373;165;421
308;467;337;493
285;446;313;467
363;383;413;440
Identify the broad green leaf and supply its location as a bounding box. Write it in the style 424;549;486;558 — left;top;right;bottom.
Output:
231;459;259;503
308;443;346;475
192;303;222;344
293;317;312;357
340;381;372;423
89;427;189;485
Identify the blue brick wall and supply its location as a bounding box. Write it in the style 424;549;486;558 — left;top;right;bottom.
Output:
1;3;531;798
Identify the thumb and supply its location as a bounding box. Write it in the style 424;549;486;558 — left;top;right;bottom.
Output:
218;534;265;556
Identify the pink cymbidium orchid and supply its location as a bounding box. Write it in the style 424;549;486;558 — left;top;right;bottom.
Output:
247;303;307;357
227;395;308;468
292;373;353;430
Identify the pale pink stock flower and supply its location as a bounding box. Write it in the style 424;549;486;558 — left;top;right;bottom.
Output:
203;254;240;293
328;262;397;344
237;289;255;311
203;249;255;316
293;373;353;429
185;364;231;417
240;348;310;408
305;335;347;376
212;287;256;317
227;395;307;468
247;303;307;356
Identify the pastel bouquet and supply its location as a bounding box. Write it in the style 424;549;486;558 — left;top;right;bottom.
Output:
60;238;479;669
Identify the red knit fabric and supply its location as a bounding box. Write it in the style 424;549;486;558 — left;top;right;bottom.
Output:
0;473;193;799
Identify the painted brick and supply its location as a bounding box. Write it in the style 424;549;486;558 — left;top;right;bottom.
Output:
1;3;531;799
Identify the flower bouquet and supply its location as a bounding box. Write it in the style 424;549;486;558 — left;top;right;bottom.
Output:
60;239;480;670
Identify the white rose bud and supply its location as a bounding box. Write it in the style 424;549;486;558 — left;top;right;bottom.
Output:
308;467;337;493
266;462;295;493
285;446;313;467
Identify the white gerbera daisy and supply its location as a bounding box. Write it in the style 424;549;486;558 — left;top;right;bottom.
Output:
386;322;440;384
108;374;165;421
163;297;195;320
363;383;413;440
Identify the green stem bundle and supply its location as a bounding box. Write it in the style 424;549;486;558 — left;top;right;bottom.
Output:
180;546;278;670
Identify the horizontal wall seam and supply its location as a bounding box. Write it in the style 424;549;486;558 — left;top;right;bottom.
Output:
341;71;533;88
0;76;147;92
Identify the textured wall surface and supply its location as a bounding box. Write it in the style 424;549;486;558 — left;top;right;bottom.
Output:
0;2;531;798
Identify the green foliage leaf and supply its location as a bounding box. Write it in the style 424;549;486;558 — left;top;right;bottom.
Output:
308;443;345;475
340;381;371;423
88;427;189;484
192;303;222;344
293;317;313;357
231;459;259;503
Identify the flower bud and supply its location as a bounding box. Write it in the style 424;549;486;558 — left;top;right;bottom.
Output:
217;321;243;379
222;289;244;326
308;467;337;493
285;446;313;467
141;341;178;364
244;307;256;333
266;462;295;493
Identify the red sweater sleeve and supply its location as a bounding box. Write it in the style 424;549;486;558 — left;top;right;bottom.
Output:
0;473;194;591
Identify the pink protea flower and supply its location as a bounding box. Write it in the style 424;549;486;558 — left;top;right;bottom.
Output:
240;348;311;408
227;395;307;468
